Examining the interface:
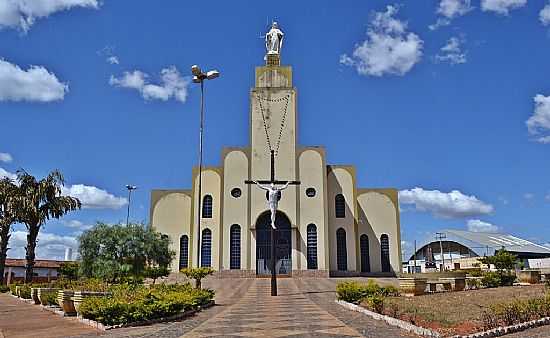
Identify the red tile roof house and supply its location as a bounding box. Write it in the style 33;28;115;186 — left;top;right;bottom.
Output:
2;258;67;285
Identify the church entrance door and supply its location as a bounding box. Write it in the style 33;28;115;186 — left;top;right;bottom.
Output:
256;210;292;276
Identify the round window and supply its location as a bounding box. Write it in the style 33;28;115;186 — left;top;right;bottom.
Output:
306;188;316;197
231;188;242;198
265;190;282;201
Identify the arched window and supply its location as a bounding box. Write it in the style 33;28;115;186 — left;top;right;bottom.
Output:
380;234;390;273
306;224;318;270
201;229;212;267
360;234;370;273
179;235;189;270
230;224;241;269
336;228;347;271
335;194;346;218
202;195;213;218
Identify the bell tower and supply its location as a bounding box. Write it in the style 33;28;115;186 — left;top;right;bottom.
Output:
249;23;298;228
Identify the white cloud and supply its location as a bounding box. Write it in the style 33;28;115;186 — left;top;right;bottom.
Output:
546;193;550;202
110;66;190;103
106;56;119;65
526;94;550;143
523;192;534;200
467;219;500;233
0;152;12;163
0;59;68;102
0;0;99;32
541;3;550;25
62;219;92;231
0;167;17;180
399;187;494;219
62;184;127;209
435;37;467;65
430;0;473;29
481;0;527;15
340;5;423;77
8;230;77;260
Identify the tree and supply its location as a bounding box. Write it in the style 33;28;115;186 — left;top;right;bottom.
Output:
180;267;215;289
78;222;175;282
58;261;80;281
0;177;19;285
17;170;81;283
479;249;518;287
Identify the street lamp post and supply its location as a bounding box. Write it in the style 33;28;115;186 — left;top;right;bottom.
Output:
125;185;137;226
191;65;220;267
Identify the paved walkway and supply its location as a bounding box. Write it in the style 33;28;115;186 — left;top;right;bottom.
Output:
4;279;550;338
0;293;98;338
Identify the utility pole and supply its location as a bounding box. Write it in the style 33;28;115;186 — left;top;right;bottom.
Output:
435;232;446;271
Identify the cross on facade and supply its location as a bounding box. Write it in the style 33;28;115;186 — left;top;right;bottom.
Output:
245;150;300;296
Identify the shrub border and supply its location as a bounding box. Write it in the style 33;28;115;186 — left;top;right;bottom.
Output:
336;299;550;338
39;299;215;330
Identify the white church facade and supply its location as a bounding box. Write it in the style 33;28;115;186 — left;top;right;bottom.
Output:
150;25;402;277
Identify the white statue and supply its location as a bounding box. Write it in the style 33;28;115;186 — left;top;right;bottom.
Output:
265;22;284;55
253;181;290;229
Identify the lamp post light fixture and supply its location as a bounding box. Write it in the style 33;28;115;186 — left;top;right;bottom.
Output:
191;64;220;268
125;185;137;226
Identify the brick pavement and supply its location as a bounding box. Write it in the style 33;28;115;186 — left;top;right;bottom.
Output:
5;278;550;338
0;293;98;338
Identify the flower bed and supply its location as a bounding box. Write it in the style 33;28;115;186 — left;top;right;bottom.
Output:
78;283;214;326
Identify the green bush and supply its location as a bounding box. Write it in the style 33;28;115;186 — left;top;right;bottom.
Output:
0;285;10;293
467;278;481;290
79;282;214;326
41;291;58;306
336;282;366;303
336;280;398;311
19;285;31;299
481;272;501;288
481;271;516;288
467;268;483;277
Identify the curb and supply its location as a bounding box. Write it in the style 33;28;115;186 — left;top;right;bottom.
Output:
335;300;441;337
450;317;550;338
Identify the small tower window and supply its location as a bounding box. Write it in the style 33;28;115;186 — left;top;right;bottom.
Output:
335;194;346;218
230;224;241;269
307;224;318;269
306;188;316;197
202;195;213;218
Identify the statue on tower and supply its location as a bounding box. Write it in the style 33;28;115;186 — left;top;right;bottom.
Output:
265;22;284;55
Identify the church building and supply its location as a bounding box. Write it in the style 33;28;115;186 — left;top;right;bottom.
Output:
150;24;402;277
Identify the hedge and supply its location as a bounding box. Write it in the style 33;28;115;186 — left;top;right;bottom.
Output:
78;283;214;326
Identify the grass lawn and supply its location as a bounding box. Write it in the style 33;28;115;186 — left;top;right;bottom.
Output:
366;284;547;337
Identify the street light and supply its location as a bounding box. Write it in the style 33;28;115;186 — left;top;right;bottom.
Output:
191;64;220;268
125;185;137;226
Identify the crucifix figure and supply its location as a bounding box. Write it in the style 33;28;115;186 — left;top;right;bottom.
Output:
245;150;299;296
252;181;290;229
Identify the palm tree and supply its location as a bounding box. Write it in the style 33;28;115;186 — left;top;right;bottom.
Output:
0;177;19;285
17;170;81;283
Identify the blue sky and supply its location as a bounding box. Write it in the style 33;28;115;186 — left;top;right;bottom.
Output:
1;0;550;260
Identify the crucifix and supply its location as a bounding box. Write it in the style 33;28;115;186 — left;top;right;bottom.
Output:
245;150;300;296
